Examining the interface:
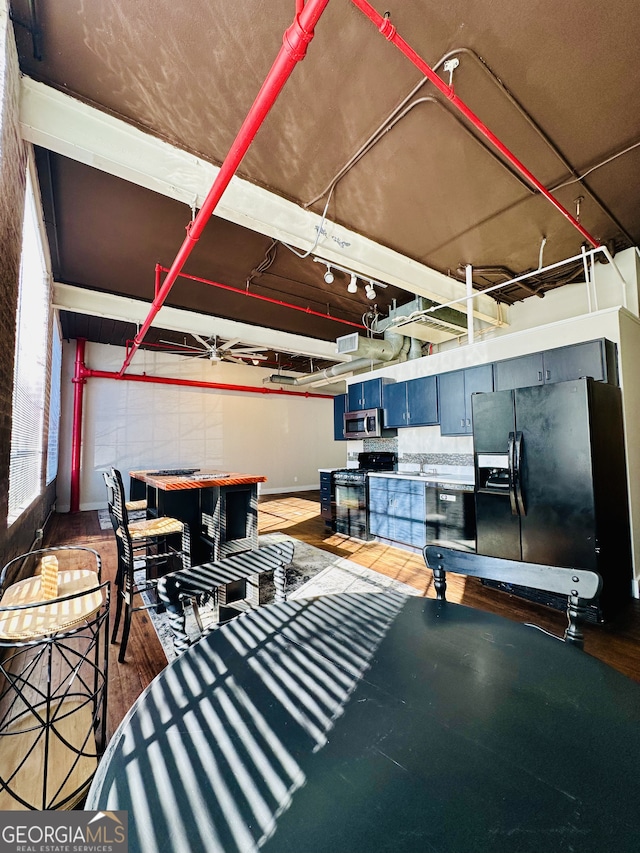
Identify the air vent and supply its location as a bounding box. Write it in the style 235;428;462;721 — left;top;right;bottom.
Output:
336;332;360;354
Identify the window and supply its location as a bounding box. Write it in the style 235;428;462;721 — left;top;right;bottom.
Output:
46;320;62;484
8;169;49;524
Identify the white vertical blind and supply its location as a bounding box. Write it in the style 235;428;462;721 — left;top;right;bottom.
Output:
8;170;49;525
46;321;62;484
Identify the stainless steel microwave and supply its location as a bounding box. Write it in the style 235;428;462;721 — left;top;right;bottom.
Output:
343;408;397;440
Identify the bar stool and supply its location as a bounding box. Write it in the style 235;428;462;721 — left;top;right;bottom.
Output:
104;467;190;662
0;546;109;810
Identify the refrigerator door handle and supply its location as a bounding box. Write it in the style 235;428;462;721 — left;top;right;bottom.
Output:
514;430;526;516
507;432;518;516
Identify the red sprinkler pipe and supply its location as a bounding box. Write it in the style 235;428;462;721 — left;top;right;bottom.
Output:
70;338;87;513
351;0;601;250
119;0;331;377
158;266;366;330
84;367;334;398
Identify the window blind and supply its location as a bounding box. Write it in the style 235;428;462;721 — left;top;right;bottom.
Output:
8;171;49;525
46;321;62;484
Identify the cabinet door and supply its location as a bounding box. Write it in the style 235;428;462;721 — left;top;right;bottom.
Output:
406;375;439;426
463;364;494;433
543;339;611;384
387;479;426;547
438;370;466;435
367;478;390;539
362;378;386;409
383;382;409;428
347;382;364;410
333;394;348;441
494;352;544;391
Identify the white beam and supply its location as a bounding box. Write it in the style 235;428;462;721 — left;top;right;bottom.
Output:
52;283;352;363
22;77;504;328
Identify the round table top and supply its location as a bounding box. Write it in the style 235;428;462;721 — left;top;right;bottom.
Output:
87;592;640;853
0;569;103;639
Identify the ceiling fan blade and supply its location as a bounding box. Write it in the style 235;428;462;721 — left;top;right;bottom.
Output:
192;334;211;349
222;354;244;364
228;346;269;354
218;337;241;351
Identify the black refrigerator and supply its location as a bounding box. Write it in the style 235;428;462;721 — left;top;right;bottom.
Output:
472;377;631;620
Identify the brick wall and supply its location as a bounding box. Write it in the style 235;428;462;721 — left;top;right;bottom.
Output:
0;7;56;566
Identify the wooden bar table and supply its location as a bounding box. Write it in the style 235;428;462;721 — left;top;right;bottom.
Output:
129;470;267;565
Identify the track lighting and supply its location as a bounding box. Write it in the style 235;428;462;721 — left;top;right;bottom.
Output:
312;256;389;297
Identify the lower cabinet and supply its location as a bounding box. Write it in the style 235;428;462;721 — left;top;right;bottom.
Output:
368;476;426;548
319;470;334;527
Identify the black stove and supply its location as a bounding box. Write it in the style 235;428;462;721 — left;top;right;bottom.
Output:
332;452;396;539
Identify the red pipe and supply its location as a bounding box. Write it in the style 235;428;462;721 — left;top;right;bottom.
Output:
119;0;331;377
70;338;87;513
82;366;333;398
351;0;601;250
158;266;366;330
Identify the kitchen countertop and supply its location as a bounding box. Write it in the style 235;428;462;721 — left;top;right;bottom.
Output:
368;471;475;486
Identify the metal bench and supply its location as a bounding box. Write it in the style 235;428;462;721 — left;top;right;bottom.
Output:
157;540;295;654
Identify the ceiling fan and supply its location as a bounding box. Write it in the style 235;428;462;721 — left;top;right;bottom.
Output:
158;334;269;365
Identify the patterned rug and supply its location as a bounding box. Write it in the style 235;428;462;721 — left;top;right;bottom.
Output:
97;512;421;662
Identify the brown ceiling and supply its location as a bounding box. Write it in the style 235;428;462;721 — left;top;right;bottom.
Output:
10;0;640;362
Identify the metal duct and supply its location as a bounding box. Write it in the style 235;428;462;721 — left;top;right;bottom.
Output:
264;329;417;387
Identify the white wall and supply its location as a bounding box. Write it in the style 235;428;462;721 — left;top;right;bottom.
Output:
57;341;347;511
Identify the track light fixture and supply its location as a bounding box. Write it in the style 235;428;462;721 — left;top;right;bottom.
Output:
312;256;389;297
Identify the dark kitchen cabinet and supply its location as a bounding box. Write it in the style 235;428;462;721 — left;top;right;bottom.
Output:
493;338;617;391
347;377;394;411
333;394;348;441
319;470;334;527
439;364;494;435
368;476;427;548
383;375;438;428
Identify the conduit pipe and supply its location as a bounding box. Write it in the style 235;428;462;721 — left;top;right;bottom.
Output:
118;0;331;377
156;265;366;331
351;0;601;250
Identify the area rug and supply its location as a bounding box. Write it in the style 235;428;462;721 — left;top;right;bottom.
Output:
134;531;420;662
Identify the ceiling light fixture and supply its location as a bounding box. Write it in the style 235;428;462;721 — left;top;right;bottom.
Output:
312;256;389;295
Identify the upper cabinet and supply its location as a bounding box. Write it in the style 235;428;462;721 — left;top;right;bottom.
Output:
347;377;394;411
494;338;617;391
333;393;348;441
439;364;494;435
383;375;438;428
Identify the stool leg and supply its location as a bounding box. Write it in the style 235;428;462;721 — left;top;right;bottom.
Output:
118;603;132;663
111;590;123;643
274;562;287;602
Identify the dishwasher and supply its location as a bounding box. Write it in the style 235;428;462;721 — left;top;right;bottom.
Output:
425;483;476;551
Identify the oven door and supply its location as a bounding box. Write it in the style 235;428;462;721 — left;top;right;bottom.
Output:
333;477;371;540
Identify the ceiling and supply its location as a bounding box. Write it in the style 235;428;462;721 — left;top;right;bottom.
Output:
10;0;640;373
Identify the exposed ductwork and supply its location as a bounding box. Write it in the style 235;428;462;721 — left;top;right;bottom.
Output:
264;329;419;387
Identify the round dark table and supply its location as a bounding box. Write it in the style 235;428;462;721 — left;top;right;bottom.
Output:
86;592;640;852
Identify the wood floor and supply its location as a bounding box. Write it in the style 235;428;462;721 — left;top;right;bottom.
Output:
45;490;640;745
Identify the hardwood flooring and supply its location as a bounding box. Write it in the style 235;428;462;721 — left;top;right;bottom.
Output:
45;490;640;745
